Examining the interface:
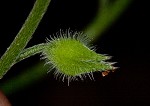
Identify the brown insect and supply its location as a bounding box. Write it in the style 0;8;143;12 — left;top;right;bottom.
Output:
102;67;118;77
102;71;110;77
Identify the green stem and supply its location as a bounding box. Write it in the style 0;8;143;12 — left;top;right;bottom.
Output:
0;0;51;79
0;62;49;95
15;43;46;63
84;0;132;41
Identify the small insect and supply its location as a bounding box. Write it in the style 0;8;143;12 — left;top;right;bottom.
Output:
102;71;110;77
102;66;118;77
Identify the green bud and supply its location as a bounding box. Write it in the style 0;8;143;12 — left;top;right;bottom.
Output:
42;31;115;82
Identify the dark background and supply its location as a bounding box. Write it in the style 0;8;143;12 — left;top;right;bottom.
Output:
0;0;149;105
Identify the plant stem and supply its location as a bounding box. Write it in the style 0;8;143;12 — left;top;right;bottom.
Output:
15;43;46;63
84;0;132;41
0;0;51;79
0;62;49;95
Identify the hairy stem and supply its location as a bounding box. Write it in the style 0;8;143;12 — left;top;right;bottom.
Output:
15;43;46;63
0;0;51;79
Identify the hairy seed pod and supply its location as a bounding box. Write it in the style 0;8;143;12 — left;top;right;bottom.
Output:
42;31;116;82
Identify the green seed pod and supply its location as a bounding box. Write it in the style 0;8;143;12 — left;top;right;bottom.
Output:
42;31;116;82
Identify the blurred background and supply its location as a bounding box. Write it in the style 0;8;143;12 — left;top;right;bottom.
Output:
0;0;149;105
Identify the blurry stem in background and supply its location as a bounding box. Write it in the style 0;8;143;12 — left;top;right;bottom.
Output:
0;0;132;95
84;0;132;41
0;0;51;79
1;62;49;95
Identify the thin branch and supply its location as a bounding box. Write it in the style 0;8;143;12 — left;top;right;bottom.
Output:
84;0;132;41
0;0;51;79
